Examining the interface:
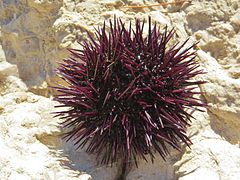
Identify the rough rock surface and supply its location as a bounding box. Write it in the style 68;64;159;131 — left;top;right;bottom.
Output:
0;0;240;179
0;45;91;179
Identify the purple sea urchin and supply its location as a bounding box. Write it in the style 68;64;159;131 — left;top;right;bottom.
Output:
53;17;206;166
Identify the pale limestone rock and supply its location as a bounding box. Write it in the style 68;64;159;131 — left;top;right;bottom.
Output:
184;1;240;74
126;152;179;180
169;12;189;39
173;109;240;180
230;10;240;31
0;92;92;180
0;0;64;95
102;10;125;18
53;11;88;48
0;61;18;77
100;0;124;7
0;45;6;62
176;137;240;180
62;140;119;180
197;50;240;144
149;11;171;27
0;60;28;95
27;0;63;13
0;76;27;95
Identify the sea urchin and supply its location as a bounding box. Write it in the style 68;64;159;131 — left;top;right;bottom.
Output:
53;17;206;166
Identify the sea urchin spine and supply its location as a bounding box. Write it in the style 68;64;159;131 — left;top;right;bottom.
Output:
53;17;206;166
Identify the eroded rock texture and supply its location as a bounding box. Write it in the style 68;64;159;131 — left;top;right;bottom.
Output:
0;0;240;179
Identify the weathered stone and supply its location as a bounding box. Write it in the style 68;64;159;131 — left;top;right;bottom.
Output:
0;91;92;180
0;61;18;77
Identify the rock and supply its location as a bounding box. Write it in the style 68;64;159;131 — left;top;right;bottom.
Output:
149;11;171;27
197;50;240;144
0;45;6;62
0;61;18;77
0;0;63;92
126;152;179;180
0;92;92;180
27;0;63;13
102;10;125;18
230;10;240;31
0;60;28;95
100;0;124;7
0;76;28;95
176;138;240;180
62;141;119;180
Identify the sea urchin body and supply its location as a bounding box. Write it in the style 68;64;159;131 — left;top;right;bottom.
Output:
53;17;206;166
